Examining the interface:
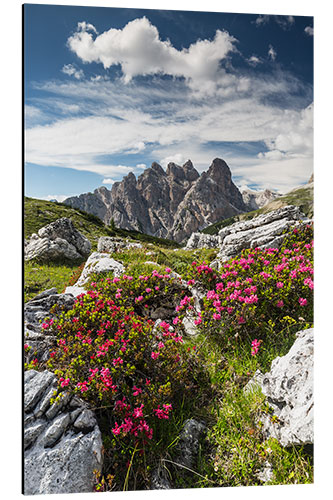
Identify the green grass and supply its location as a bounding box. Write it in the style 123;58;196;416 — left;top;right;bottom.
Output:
24;202;314;489
24;197;180;250
175;328;313;488
24;260;84;302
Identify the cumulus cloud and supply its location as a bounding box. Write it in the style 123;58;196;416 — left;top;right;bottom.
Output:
268;44;277;61
102;178;115;185
62;63;84;80
305;26;314;36
67;17;237;92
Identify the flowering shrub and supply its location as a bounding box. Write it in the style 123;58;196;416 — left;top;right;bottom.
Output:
178;224;313;350
44;267;203;489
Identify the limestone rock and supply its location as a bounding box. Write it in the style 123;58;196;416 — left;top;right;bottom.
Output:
24;370;103;495
185;232;219;249
242;188;280;211
259;328;314;447
25;218;91;262
65;251;125;296
24;289;75;363
97;236;143;253
177;419;206;469
217;205;309;261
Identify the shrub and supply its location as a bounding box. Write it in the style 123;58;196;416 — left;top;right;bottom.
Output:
178;224;314;351
44;268;203;489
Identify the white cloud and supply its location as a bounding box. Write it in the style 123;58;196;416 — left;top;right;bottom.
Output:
62;63;84;80
275;16;295;30
102;178;115;185
268;44;277;61
246;55;263;67
77;21;98;34
305;26;314;36
40;194;71;202
255;15;269;26
67;17;237;92
258;149;285;161
255;15;295;30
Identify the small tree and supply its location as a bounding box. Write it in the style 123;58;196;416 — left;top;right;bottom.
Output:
110;217;116;231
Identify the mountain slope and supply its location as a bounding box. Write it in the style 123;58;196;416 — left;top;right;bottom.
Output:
24;197;180;249
202;180;313;235
64;158;246;242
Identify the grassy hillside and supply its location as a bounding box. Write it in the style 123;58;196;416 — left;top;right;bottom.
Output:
202;184;313;236
25;223;314;490
24;197;180;249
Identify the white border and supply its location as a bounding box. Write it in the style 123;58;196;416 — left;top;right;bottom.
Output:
2;1;332;499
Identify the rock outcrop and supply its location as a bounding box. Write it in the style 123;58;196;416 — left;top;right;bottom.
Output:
65;251;125;297
64;159;245;243
185;232;219;250
241;188;280;211
25;218;91;262
245;328;314;448
24;370;103;495
97;236;143;253
216;205;309;261
260;328;314;447
24;288;75;364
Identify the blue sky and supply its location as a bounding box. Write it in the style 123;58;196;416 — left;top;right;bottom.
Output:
24;3;313;200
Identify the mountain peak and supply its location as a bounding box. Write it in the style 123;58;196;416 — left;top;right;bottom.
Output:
207;158;231;180
151;162;165;175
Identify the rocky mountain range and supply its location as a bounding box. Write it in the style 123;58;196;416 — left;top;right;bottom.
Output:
64;158;276;243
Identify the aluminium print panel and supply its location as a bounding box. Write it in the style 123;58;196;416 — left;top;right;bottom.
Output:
24;2;314;495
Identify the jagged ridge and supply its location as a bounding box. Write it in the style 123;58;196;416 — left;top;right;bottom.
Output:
64;158;246;243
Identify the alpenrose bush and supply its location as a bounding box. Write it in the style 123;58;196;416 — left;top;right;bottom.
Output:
43;267;203;489
177;223;313;348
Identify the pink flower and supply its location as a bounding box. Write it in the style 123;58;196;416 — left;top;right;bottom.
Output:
145;288;152;293
112;422;121;435
132;386;143;396
276;282;284;289
213;312;221;320
153;404;172;419
135;295;144;302
299;297;307;306
165;267;172;273
59;377;70;388
276;300;284;308
251;339;262;356
133;404;144;419
238;316;246;324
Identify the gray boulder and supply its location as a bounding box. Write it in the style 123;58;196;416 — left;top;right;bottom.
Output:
177;418;206;469
65;251;125;296
185;232;219;250
246;328;314;448
217;205;310;261
97;236;143;253
24;370;103;495
25;218;91;262
24;288;75;364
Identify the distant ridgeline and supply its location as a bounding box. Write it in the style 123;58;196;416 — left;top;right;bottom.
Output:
62;158;313;243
